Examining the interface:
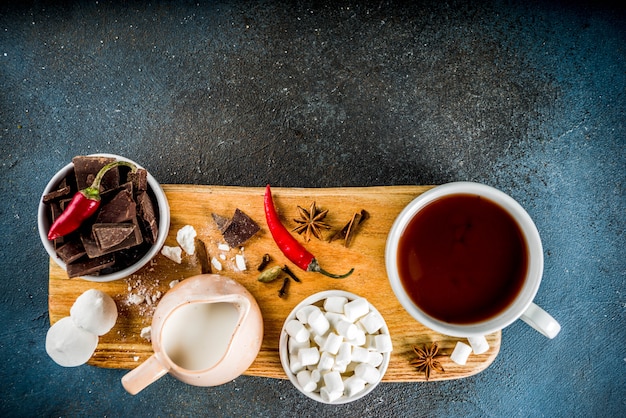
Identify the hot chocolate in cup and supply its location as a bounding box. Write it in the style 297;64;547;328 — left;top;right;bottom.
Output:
385;182;560;339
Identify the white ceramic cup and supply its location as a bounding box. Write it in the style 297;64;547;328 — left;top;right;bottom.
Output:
121;274;264;395
385;182;560;339
38;153;170;282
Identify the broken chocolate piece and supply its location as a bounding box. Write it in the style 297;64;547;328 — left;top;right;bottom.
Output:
195;238;211;274
221;209;260;248
42;185;71;203
136;191;158;244
82;219;143;257
93;223;136;250
211;213;231;234
128;168;148;193
72;156;119;191
96;188;136;223
66;254;116;278
55;241;87;264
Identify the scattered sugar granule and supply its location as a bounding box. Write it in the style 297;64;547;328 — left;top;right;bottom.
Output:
235;254;247;271
161;245;182;263
218;243;230;251
127;294;145;305
133;356;139;362
176;225;197;255
211;257;223;271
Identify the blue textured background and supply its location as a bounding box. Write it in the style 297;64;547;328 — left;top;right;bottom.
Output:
1;1;624;416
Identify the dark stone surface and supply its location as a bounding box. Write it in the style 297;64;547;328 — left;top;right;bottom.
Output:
1;0;624;416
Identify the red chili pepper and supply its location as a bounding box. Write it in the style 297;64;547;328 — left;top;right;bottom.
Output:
47;160;137;240
264;184;354;279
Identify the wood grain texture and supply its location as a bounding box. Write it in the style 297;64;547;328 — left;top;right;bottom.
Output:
49;185;500;382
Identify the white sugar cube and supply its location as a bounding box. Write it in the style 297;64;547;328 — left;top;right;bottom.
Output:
344;298;369;322
321;332;342;355
307;309;330;336
359;311;385;334
468;335;489;355
285;319;310;343
344;375;367;397
297;370;318;393
451;341;473;365
298;347;320;367
374;334;393;353
324;296;348;313
355;362;380;384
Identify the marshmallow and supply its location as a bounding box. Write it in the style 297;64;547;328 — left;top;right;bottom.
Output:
285;319;310;343
296;305;319;324
321;332;342;355
359;311;385;334
346;329;366;346
374;334;393;353
367;351;384;368
297;370;317;393
313;333;326;348
324;312;346;327
335;342;352;366
318;351;335;371
298;347;320;367
288;336;310;354
467;335;489;355
344;298;369;322
324;296;348;313
354;362;380;384
351;346;370;364
322;371;345;393
344;375;367;398
289;353;304;374
307;309;330;336
310;368;321;383
451;341;473;365
320;387;343;403
335;319;358;340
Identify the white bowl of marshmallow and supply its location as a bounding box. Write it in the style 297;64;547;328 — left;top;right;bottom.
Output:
279;290;392;404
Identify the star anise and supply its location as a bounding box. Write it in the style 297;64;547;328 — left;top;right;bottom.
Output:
292;201;331;242
410;342;445;381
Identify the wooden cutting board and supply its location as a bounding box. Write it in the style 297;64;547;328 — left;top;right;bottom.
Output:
49;185;500;382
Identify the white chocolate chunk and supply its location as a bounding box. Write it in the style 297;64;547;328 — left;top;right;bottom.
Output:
161;245;182;263
324;296;348;313
354;362;380;384
211;257;223;271
467;335;489;355
307;309;330;336
297;370;318;393
285;319;310;343
298;347;320;367
176;225;197;255
450;341;473;365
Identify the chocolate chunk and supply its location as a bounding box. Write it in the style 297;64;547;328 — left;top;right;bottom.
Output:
55;240;86;264
128;169;148;193
222;209;260;248
136;191;158;244
96;188;136;223
66;254;116;278
93;223;137;250
195;238;211;274
42;185;71;203
211;213;231;233
82;219;143;257
72;156;119;191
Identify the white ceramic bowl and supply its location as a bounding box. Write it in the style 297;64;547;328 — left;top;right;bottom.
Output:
38;153;170;282
279;290;391;404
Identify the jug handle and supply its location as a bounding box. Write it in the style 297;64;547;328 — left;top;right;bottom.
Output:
121;354;169;395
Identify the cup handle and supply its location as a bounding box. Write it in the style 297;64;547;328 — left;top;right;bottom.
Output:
121;354;170;395
520;302;561;339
